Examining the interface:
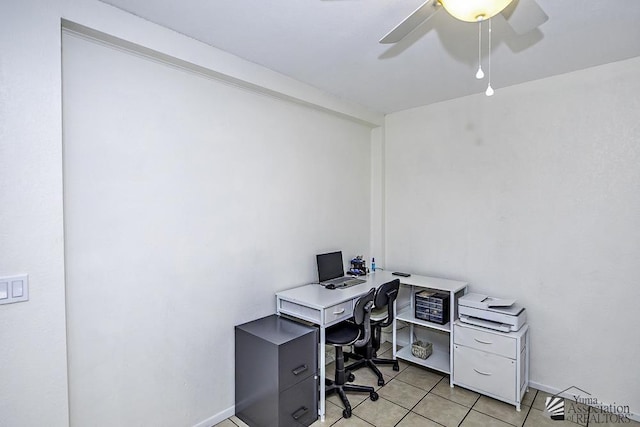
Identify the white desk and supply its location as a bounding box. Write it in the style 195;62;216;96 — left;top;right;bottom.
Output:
275;270;468;421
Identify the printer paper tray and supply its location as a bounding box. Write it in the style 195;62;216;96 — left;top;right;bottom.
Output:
459;315;511;333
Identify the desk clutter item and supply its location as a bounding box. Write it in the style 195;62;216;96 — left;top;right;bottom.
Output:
392;271;411;277
415;290;450;324
349;255;367;276
411;340;433;359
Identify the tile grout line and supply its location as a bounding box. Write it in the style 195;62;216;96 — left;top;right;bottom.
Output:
471;402;533;427
456;391;484;426
520;403;534;427
518;388;540;427
392;374;450;427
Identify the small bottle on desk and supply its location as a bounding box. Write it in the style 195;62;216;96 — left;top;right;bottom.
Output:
371;257;376;272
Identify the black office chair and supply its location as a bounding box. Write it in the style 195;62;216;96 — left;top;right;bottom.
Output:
345;279;400;386
325;287;379;418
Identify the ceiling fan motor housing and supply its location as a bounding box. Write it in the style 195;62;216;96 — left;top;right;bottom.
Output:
440;0;513;22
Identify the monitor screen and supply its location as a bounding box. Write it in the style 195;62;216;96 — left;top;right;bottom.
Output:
316;251;344;282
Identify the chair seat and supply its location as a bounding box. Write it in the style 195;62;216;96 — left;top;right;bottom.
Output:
326;322;360;346
370;307;388;322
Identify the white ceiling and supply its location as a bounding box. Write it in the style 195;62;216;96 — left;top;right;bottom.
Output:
99;0;640;114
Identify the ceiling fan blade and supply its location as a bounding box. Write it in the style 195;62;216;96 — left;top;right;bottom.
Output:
379;0;441;44
500;0;548;35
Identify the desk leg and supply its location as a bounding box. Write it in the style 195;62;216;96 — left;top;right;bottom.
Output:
392;301;397;359
319;326;326;422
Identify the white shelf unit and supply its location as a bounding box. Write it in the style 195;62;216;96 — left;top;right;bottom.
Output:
392;276;468;384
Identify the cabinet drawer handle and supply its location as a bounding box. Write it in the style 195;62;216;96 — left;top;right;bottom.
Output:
474;368;492;376
292;364;308;376
292;406;309;420
474;338;493;345
333;308;345;315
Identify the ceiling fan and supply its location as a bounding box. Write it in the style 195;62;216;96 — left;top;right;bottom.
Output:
380;0;548;44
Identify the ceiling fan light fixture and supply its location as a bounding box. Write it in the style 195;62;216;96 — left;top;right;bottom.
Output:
439;0;513;22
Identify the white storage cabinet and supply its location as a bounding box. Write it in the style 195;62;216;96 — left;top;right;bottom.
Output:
452;321;529;410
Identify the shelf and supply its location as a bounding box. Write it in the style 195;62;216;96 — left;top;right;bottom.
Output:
391;278;467;383
396;346;450;374
397;275;468;294
397;307;451;332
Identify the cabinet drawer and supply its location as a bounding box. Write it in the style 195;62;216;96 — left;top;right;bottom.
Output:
279;332;317;391
454;324;516;358
324;300;353;324
454;344;516;403
279;376;318;427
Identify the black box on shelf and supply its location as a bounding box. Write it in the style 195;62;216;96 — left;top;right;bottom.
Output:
414;290;449;325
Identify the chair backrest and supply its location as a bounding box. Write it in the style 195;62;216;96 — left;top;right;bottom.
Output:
374;279;400;327
352;287;375;347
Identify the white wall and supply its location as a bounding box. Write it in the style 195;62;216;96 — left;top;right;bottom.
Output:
369;127;386;267
62;31;373;426
0;1;381;426
0;2;69;426
385;57;640;415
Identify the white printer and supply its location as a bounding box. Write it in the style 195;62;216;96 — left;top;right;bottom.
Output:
458;293;527;332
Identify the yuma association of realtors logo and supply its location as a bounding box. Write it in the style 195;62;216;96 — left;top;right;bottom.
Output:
544;386;632;424
544;394;566;420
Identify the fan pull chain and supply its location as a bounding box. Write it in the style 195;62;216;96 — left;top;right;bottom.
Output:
485;18;494;96
476;19;484;79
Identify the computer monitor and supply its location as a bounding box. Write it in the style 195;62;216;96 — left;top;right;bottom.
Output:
316;251;344;283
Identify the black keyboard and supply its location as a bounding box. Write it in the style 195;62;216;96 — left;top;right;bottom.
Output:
342;278;366;288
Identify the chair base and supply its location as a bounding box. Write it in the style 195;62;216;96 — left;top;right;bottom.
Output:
345;356;399;386
344;321;399;386
325;379;378;418
327;345;379;418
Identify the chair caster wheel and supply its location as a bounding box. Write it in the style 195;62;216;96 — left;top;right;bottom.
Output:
343;408;352;418
370;391;379;401
347;373;355;382
393;363;400;371
378;378;385;386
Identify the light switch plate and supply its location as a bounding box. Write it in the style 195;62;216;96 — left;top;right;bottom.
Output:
0;275;29;305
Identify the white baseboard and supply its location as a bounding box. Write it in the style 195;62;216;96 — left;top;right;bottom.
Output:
193;405;235;427
528;381;639;423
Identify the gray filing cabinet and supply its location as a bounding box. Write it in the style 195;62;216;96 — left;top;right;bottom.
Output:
235;315;318;427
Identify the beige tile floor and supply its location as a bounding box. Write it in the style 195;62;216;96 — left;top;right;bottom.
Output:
217;343;639;427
